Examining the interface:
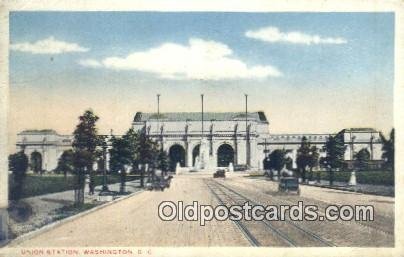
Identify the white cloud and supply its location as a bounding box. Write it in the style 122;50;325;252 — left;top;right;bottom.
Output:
80;38;282;80
10;36;89;54
245;26;347;45
78;59;102;67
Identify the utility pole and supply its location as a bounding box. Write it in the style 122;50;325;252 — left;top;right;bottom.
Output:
201;94;204;138
157;94;160;134
245;94;250;168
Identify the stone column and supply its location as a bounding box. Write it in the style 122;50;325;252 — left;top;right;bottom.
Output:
186;142;193;167
246;124;251;167
209;124;213;156
370;135;374;160
184;124;190;167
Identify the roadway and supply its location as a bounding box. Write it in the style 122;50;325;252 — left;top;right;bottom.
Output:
9;173;394;247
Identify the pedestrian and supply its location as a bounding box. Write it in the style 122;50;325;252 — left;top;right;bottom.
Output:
85;174;90;194
89;173;95;195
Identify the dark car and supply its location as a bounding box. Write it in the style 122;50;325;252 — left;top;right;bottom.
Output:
213;170;226;178
278;177;300;195
146;175;173;191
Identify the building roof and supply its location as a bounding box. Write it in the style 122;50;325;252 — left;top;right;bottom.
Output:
133;112;268;123
340;128;378;133
18;129;58;135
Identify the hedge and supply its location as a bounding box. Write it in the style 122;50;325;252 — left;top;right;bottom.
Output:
319;170;394;186
9;174;139;199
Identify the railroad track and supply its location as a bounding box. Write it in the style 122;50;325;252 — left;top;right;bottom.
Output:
205;179;335;247
238;178;394;236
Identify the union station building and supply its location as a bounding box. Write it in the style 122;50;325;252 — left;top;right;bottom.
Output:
16;111;384;172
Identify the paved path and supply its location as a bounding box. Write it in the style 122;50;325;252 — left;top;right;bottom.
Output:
11;176;249;247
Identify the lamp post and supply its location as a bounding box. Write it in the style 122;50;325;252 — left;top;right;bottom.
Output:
139;164;144;188
100;136;109;192
245;94;250;168
201;94;204;138
157;94;160;134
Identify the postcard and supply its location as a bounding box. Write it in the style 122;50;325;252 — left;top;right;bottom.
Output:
0;1;403;257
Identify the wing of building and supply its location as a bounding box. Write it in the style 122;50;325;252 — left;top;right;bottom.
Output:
15;112;384;172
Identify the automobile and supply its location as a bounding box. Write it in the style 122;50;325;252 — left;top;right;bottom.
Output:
146;175;173;191
278;177;300;195
213;169;226;178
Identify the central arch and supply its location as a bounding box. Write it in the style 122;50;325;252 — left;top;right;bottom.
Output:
192;144;200;167
217;144;234;167
30;151;42;173
168;144;186;171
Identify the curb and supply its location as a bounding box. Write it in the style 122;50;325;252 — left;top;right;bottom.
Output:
5;189;145;247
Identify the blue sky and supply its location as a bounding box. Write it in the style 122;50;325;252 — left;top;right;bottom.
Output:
8;12;394;150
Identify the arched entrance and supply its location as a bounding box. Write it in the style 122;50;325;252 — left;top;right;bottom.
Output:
31;151;42;173
169;144;186;171
192;144;200;166
217;144;234;167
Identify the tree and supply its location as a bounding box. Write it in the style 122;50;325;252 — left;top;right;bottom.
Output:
109;133;133;194
323;133;346;185
157;150;170;175
296;136;311;182
354;148;370;171
55;149;74;177
72;109;101;204
381;128;394;171
136;128;159;187
268;149;291;175
9;151;29;200
308;146;319;181
296;137;320;182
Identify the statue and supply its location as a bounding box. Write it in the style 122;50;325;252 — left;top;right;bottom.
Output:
348;170;357;186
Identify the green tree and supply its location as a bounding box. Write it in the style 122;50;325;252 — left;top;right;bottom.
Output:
381;128;394;171
123;128;139;168
109;133;133;193
72;109;101;204
296;137;320;182
157;150;170;175
354;148;370;171
55;149;74;178
296;136;311;182
9;151;29;200
268;149;291;175
136;128;159;187
323;133;346;185
308;146;319;181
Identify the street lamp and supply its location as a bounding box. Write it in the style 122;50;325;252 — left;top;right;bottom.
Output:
157;94;160;134
245;94;250;168
100;136;109;193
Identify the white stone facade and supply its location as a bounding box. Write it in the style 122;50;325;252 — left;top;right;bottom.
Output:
16;130;73;172
15;112;384;172
132;112;269;170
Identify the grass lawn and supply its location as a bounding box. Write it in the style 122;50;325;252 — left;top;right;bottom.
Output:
53;202;101;221
9;174;139;199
